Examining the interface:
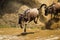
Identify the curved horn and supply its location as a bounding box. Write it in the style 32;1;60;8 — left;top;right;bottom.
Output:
37;4;47;22
38;4;47;10
40;4;47;9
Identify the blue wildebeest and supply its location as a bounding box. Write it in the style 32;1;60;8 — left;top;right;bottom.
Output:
44;2;60;18
18;4;46;33
18;8;39;33
40;3;60;29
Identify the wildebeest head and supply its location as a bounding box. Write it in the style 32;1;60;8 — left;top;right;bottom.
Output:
45;7;49;16
45;3;56;16
45;6;53;16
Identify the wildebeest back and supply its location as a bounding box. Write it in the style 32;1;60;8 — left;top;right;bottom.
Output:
54;3;60;9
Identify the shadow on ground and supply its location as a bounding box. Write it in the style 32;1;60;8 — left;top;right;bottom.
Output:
16;32;35;36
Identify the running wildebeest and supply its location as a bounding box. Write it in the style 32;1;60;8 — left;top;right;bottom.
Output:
44;2;60;18
18;8;39;33
40;3;60;29
18;4;46;33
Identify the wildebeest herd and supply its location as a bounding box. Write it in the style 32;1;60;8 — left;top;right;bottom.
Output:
18;2;60;33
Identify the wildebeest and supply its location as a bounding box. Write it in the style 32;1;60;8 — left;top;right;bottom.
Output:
18;8;40;33
18;4;46;33
44;2;60;18
40;3;60;29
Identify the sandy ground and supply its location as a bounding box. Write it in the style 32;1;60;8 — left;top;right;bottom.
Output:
0;28;60;40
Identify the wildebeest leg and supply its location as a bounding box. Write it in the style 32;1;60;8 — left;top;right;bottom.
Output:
23;22;27;33
28;17;31;23
54;13;57;18
24;23;27;32
20;21;24;29
54;15;55;18
34;17;38;24
51;13;52;19
54;13;56;18
55;13;58;18
20;24;23;28
34;15;39;24
54;10;56;18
